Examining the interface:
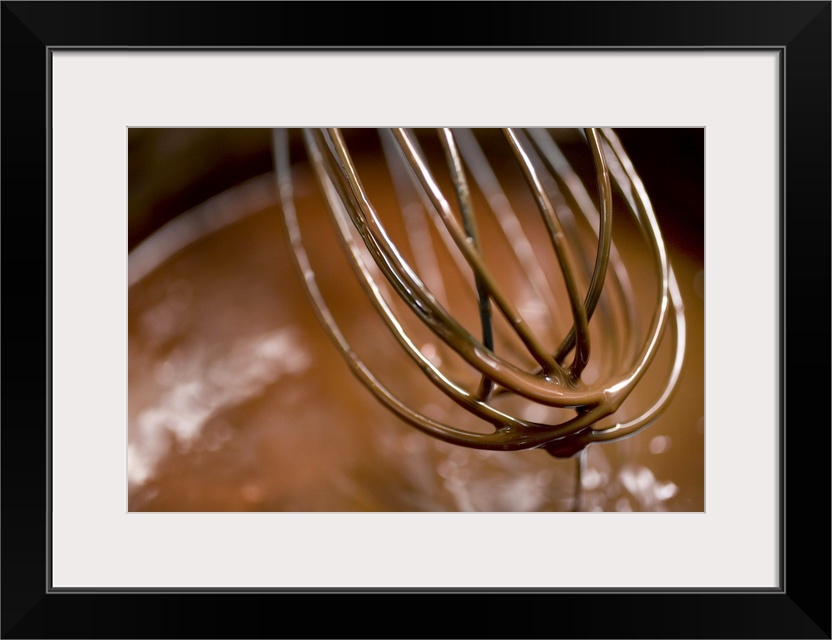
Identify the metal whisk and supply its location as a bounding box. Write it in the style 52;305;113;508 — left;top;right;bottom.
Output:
273;128;685;462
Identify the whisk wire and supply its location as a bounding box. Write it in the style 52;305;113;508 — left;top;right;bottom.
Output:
274;127;685;457
436;127;496;400
392;128;566;382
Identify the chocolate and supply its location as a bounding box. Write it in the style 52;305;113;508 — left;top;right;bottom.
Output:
128;128;704;512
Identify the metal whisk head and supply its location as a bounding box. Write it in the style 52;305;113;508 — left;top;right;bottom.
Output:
273;128;685;458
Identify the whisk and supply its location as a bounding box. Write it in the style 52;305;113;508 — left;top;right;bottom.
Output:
272;127;685;463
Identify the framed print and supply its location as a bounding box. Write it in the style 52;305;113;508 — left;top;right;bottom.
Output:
2;1;829;638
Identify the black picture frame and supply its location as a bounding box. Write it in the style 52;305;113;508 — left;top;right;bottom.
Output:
2;2;829;638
